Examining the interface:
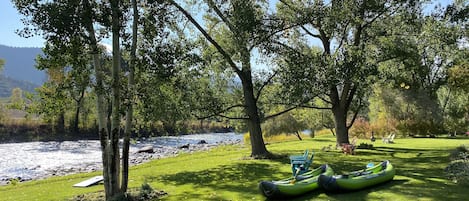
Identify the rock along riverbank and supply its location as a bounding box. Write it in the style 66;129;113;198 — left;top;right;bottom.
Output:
0;132;243;185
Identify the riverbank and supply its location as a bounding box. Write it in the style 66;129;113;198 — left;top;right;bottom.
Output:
0;132;242;185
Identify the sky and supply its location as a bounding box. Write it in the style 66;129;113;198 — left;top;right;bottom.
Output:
0;0;455;48
0;1;45;47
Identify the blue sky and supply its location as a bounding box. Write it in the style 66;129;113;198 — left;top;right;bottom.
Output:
0;1;45;47
0;0;455;48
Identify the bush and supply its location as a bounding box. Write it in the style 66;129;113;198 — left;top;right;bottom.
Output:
370;117;397;138
349;118;370;138
450;145;469;161
445;159;469;185
446;145;469;185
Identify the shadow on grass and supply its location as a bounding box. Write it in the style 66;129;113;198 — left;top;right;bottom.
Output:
270;145;468;200
149;163;278;200
151;142;468;200
361;146;468;200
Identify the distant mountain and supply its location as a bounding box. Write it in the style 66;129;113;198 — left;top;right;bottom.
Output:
0;75;39;97
0;44;46;85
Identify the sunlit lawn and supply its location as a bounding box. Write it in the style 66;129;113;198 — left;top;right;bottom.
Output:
1;135;468;200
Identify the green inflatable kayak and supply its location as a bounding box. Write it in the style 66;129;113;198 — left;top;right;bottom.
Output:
259;164;334;199
318;160;395;192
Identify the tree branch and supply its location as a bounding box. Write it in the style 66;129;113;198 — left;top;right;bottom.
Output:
346;98;362;130
339;82;352;108
255;70;278;101
301;25;321;38
205;0;237;33
263;106;297;121
344;84;357;112
250;22;303;51
299;105;332;110
166;0;242;76
273;41;307;57
196;104;246;120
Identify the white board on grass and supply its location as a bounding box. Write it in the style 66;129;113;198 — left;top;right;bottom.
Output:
73;176;104;187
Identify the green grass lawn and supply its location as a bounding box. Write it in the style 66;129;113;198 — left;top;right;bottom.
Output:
1;135;468;201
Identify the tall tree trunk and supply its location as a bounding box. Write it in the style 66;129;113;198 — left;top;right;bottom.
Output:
121;0;138;192
83;0;111;197
240;52;269;158
330;84;355;146
168;0;270;158
109;0;122;197
332;104;349;145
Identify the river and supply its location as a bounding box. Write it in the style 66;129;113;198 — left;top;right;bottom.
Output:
0;132;243;185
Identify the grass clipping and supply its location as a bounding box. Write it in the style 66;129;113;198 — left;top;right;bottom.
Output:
70;183;167;201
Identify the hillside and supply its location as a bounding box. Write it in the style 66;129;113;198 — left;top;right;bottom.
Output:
0;44;46;85
0;74;39;97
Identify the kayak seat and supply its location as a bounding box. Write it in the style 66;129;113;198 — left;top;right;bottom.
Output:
290;150;314;175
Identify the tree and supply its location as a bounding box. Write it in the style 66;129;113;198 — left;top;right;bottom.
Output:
35;40;92;133
274;0;467;144
14;0;132;198
262;112;307;140
165;0;294;158
32;63;69;132
121;0;138;192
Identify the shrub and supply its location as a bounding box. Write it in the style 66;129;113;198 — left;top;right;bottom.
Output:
446;145;469;185
445;159;469;184
349;118;370;138
370;117;397;138
450;145;469;161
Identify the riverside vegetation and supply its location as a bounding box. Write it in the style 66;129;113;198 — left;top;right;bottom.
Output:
0;134;468;201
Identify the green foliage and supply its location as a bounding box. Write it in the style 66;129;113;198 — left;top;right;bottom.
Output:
446;145;469;185
448;62;469;92
262;113;306;137
8;88;25;110
273;0;428;145
438;87;469;133
368;83;446;136
450;145;469;161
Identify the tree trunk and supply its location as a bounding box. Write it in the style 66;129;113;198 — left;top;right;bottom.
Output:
332;104;349;145
73;90;84;134
240;53;269;158
56;111;65;133
109;0;122;197
295;131;303;141
330;85;353;146
83;0;111;197
121;0;138;192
